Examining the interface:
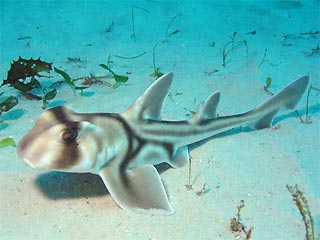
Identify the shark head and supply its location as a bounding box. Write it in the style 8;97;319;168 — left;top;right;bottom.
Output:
17;107;105;172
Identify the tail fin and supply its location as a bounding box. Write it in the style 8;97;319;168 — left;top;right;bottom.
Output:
249;76;309;129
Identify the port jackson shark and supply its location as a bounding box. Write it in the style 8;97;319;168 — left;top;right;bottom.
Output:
18;72;309;215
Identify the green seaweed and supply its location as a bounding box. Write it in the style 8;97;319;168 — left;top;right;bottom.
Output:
264;77;274;95
54;67;88;94
2;56;130;111
105;21;114;33
304;85;320;124
67;57;83;63
221;32;248;67
44;89;57;99
295;84;320;124
282;30;319;47
113;52;147;60
150;43;164;78
54;67;76;92
164;14;181;42
265;77;272;88
305;45;320;56
222;32;236;67
43;89;57;108
0;96;18;115
259;48;268;68
287;184;317;240
30;78;58;109
0;137;16;148
131;5;149;41
99;64;129;83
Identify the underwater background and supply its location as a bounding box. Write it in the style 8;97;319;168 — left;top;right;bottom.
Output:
0;0;319;239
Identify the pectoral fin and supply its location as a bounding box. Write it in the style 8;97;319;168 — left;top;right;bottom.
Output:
99;164;174;215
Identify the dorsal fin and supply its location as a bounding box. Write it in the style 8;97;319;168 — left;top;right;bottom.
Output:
189;91;220;123
123;72;173;121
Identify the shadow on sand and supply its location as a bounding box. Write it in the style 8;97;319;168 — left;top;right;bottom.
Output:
35;172;107;199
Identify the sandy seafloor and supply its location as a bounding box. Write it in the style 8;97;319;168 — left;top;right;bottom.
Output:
0;0;320;239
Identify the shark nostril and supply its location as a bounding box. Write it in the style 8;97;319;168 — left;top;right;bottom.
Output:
62;128;78;143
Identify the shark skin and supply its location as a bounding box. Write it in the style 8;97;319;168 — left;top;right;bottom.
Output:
17;72;309;215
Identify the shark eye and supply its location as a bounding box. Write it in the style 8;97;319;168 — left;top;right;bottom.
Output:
62;128;78;143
